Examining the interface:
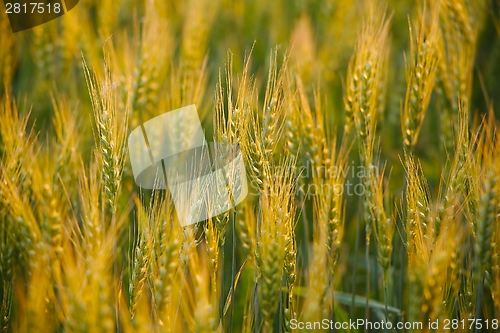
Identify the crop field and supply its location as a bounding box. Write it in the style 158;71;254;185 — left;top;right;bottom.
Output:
1;0;500;332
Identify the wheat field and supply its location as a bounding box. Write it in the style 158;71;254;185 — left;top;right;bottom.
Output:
1;0;500;332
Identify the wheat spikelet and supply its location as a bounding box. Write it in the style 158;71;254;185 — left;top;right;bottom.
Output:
344;13;392;297
405;154;431;260
405;153;432;323
129;197;150;320
24;248;57;333
130;0;172;127
371;167;394;278
344;6;391;160
129;233;149;321
402;4;439;150
235;201;255;259
474;171;497;281
147;196;181;328
212;65;242;245
27;94;80;257
282;205;297;332
77;160;104;257
83;56;130;217
295;76;328;169
312;135;349;275
261;50;290;160
433;103;470;240
0;95;41;271
472;116;499;317
284;92;301;159
31;25;58;85
256;158;296;331
491;219;500;311
240;50;289;190
405;152;466;326
300;236;331;323
435;0;478;153
180;0;219;88
421;220;463;323
204;215;221;293
458;269;475;320
177;223;220;333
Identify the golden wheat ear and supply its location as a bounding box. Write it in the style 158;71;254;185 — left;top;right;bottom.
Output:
401;3;439;151
83;55;130;218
